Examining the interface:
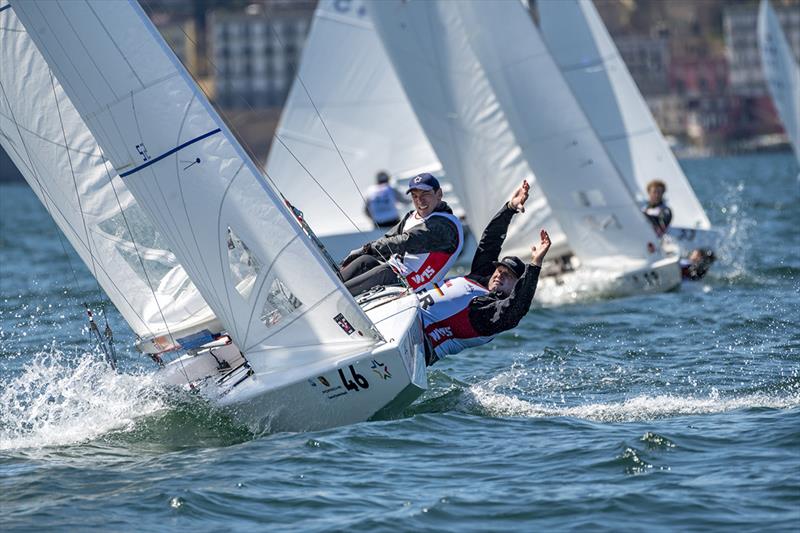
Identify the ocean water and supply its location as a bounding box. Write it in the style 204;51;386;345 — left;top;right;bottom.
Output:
1;152;798;531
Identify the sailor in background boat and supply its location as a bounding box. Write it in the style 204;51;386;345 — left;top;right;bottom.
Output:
364;171;409;229
418;181;551;366
642;179;673;237
340;173;464;295
680;248;716;281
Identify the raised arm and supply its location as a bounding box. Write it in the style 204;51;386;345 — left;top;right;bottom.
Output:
469;230;551;336
470;180;530;278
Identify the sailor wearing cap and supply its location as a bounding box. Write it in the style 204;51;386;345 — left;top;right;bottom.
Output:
341;172;464;295
417;180;551;365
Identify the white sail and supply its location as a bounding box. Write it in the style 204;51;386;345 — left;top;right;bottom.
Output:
265;0;440;237
538;0;712;231
13;0;380;375
367;1;567;260
0;2;220;351
758;0;800;163
370;0;658;267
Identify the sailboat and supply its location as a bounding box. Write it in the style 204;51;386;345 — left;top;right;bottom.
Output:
264;0;444;262
4;0;427;433
758;0;800;167
537;0;719;252
370;0;681;301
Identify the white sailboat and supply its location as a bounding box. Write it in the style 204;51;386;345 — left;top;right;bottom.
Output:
264;0;443;262
7;0;427;432
537;0;719;251
758;0;800;166
370;0;681;301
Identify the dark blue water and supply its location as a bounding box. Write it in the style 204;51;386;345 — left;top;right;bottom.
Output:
1;152;798;531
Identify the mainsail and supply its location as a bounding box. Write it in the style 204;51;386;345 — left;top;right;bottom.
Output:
367;1;566;260
758;0;800;164
0;1;220;352
266;0;440;237
13;0;379;375
370;0;658;267
537;0;712;231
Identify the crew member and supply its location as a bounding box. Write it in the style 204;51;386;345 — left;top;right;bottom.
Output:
642;179;673;237
340;173;463;295
417;180;552;365
364;171;408;229
680;248;715;281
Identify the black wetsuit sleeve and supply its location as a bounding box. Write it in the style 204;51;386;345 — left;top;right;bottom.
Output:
468;203;517;282
662;206;673;229
468;265;541;337
369;215;459;258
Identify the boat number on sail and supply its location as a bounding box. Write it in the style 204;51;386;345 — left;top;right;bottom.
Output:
135;143;151;162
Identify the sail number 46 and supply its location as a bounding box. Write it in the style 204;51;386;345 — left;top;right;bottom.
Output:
338;364;369;392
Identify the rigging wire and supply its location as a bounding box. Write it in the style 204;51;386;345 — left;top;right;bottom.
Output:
49;70;119;371
0;74;113;368
154;0;409;285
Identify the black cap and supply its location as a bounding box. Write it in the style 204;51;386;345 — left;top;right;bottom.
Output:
406;172;441;193
376;171;390;184
492;256;526;278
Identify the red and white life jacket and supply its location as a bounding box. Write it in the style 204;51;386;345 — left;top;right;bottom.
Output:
386;211;463;290
418;277;494;360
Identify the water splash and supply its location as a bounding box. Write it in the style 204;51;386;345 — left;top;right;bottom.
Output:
0;345;168;451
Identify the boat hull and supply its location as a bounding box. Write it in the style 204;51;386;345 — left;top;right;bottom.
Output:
157;289;426;433
536;255;682;305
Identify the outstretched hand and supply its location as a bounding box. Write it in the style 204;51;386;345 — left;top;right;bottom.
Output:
509;179;530;213
531;229;551;267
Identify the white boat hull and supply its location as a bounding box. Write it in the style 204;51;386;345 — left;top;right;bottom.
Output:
536;255;682;305
157;288;426;433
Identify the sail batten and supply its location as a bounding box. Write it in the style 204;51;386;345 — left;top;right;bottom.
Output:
13;0;380;370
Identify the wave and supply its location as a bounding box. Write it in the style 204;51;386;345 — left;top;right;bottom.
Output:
409;364;800;423
460;385;799;422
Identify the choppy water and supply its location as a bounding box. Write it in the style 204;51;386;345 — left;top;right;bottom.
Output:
1;152;798;531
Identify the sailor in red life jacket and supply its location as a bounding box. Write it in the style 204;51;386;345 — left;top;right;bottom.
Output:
340;173;464;295
418;180;552;365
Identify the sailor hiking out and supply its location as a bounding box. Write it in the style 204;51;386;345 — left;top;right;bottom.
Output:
340;173;464;295
418;180;551;365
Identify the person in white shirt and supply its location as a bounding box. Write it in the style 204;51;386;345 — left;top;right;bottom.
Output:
364;171;408;229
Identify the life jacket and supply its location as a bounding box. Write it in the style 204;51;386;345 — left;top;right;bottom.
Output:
642;202;671;236
418;277;494;362
366;184;400;225
386;211;463;290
